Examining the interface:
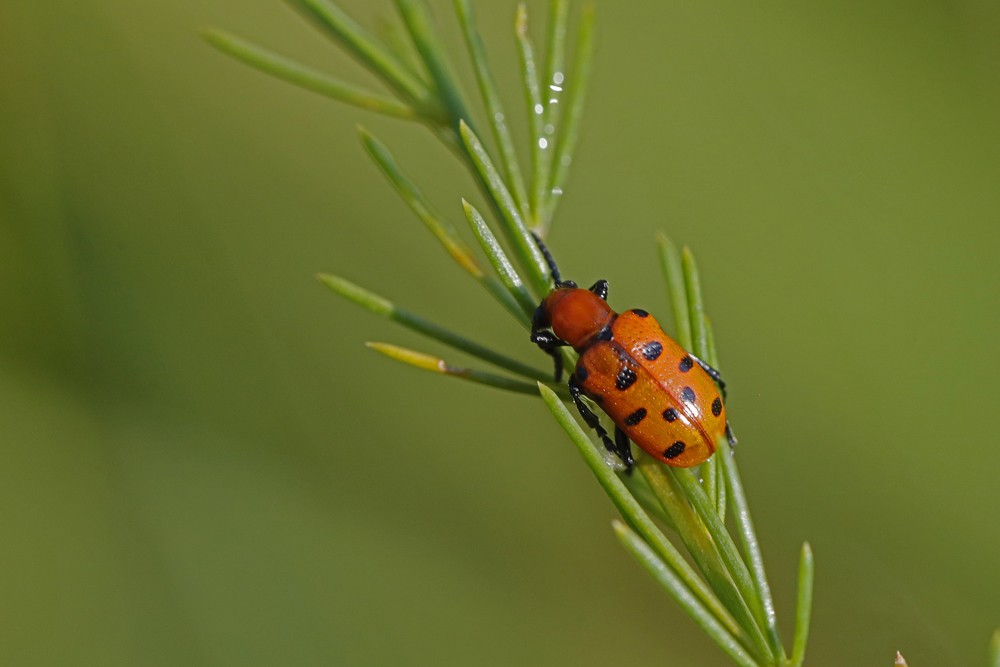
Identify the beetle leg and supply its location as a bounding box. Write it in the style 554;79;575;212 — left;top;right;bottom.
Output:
613;426;635;471
588;279;609;301
530;330;566;382
725;422;737;451
531;306;567;381
569;375;633;471
691;354;727;399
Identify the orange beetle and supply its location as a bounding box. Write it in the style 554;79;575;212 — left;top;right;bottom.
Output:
530;237;733;469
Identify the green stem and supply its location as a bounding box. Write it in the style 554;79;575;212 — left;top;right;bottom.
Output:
613;521;761;667
639;459;772;663
671;467;782;660
713;449;787;661
538;386;749;657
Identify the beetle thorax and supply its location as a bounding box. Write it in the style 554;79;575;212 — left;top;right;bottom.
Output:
543;288;616;351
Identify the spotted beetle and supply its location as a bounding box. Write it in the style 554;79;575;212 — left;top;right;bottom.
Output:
530;236;734;470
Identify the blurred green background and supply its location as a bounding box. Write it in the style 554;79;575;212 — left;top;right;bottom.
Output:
2;0;998;664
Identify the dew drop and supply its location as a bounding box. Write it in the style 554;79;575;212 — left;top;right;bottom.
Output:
533;103;544;115
538;138;549;149
553;71;564;84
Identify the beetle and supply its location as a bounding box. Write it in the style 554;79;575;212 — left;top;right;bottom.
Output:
529;236;734;469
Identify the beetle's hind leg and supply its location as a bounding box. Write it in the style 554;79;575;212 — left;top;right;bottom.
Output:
613;426;635;471
725;422;737;451
691;354;727;399
569;375;634;471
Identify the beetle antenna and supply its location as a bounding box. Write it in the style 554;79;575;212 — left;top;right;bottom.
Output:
530;231;563;285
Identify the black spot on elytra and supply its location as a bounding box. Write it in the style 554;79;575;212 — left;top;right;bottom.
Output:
575;364;589;383
662;408;678;422
679;355;694;372
616;367;637;391
663;441;686;459
681;386;696;403
712;397;723;417
631;309;649;318
624;407;647;426
641;341;663;361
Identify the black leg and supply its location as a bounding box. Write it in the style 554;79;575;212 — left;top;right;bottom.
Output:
569;375;633;471
531;305;566;381
691;354;727;399
725;422;737;451
614;426;635;470
589;279;609;301
531;329;565;382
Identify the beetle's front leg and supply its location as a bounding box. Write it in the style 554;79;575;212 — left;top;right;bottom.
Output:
531;306;568;381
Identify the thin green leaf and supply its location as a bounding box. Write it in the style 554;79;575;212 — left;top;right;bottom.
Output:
374;16;426;82
790;542;814;667
613;520;761;667
369;342;562;396
703;315;727;517
703;314;720;367
715;445;786;661
660;236;727;518
481;278;537;325
638;459;771;663
454;0;530;217
619;470;676;530
537;385;747;651
286;0;431;108
359;127;483;277
543;0;569;119
534;0;568;229
202;29;419;120
318;273;547;382
459;120;551;296
656;232;693;349
682;246;709;359
991;628;1000;667
515;4;547;225
671;467;782;660
544;2;595;227
359;131;529;323
462;200;538;318
394;0;469;126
